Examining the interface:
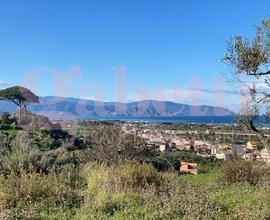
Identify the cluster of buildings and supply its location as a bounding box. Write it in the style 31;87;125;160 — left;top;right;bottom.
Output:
121;123;270;164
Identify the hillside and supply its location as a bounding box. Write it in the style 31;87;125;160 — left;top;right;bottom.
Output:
0;96;234;119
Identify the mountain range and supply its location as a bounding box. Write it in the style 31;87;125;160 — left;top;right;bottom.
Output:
0;96;235;119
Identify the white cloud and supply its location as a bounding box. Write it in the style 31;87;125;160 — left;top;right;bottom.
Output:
0;81;12;89
126;86;242;112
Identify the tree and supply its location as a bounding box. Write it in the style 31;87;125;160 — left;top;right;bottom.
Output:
0;112;14;125
224;18;270;152
0;86;39;110
83;124;148;165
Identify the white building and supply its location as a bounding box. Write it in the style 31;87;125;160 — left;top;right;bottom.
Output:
261;148;270;164
214;149;232;160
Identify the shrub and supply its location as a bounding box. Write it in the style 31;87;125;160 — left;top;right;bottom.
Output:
77;162;230;219
84;161;164;192
0;112;16;125
0;164;82;219
84;125;148;165
115;162;164;189
219;159;270;185
145;151;219;172
28;130;67;151
77;162;174;218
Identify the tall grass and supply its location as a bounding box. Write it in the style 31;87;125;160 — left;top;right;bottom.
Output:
75;162;226;219
219;159;270;185
0;164;82;219
1;160;270;219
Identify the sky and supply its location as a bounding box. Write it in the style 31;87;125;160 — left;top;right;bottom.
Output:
0;0;270;111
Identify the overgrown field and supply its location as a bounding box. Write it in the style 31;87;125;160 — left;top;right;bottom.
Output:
1;160;270;219
0;119;270;219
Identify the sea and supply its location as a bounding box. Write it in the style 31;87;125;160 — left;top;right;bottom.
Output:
84;116;237;124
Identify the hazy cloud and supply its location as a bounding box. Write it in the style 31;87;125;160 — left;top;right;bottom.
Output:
126;86;242;112
0;81;12;89
196;88;240;95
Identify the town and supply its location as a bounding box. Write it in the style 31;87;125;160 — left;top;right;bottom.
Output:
121;121;270;163
1;1;270;218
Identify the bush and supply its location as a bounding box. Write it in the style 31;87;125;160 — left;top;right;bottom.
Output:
83;125;148;165
77;162;176;218
28;130;70;151
145;151;219;172
77;162;230;219
0;112;16;125
83;161;164;193
219;159;270;185
0;164;83;219
115;162;164;189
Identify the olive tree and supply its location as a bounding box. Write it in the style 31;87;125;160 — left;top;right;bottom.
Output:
224;18;270;151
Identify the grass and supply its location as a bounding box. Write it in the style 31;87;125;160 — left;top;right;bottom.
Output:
178;168;270;219
179;170;256;199
1;139;269;220
2;122;270;219
209;184;258;208
72;162;270;219
179;170;219;187
1;150;270;219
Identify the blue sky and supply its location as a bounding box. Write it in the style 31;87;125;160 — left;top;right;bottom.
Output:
0;0;269;111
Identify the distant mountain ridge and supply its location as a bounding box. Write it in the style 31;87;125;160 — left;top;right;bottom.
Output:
0;96;235;119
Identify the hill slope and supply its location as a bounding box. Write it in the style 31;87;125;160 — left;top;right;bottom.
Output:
0;96;234;119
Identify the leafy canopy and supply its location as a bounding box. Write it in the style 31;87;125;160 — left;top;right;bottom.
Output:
0;86;39;106
224;18;270;151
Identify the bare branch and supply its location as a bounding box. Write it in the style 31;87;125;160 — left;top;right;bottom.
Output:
247;70;270;76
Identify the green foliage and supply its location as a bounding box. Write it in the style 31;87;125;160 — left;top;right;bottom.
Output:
0;152;270;219
82;124;148;165
224;18;270;75
114;162;164;189
74;161;270;219
0;165;83;219
28;130;54;151
77;162;180;219
145;150;219;171
0;112;19;131
0;120;270;219
83;162;165;192
224;18;270;150
0;86;39;107
219;159;270;185
0;112;15;124
179;171;270;220
0;128;77;175
26;130;71;152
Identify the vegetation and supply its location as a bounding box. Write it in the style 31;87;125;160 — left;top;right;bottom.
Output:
224;18;270;152
145;150;219;171
219;159;270;185
0;86;39;110
0;114;269;219
0;165;82;219
1;17;270;219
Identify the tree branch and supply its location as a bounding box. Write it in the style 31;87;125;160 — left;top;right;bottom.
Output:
248;120;269;151
11;99;21;107
255;92;270;103
247;70;270;76
238;116;270;151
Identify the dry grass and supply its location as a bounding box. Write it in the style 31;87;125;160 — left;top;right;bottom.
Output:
1;160;270;219
219;159;270;185
0;164;82;219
